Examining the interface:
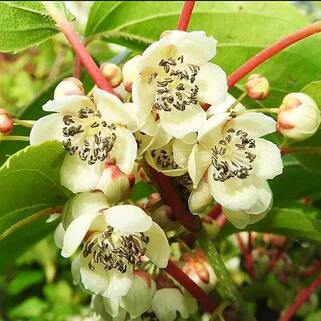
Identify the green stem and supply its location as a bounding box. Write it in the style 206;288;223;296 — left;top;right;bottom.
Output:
199;229;256;321
229;91;247;111
13;119;35;128
240;108;279;114
0;135;29;141
0;207;61;242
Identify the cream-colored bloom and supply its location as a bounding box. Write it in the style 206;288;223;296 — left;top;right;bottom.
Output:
277;92;320;141
30;88;138;193
187;112;283;225
55;191;170;298
124;30;228;138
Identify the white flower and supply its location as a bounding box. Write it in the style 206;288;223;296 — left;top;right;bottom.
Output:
55;191;170;298
277;92;320;141
92;270;156;320
126;30;228;138
30;88;138;193
186;112;283;225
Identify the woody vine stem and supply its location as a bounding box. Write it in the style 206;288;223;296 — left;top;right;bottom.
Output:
42;0;321;319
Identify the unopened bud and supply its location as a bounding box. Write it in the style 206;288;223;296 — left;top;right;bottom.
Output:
54;77;85;99
246;74;270;100
122;55;140;92
0;109;13;135
188;181;213;215
95;163;135;205
277;93;320;141
100;63;122;88
182;250;216;292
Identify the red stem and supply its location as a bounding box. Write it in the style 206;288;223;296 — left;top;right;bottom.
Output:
166;259;217;313
208;204;222;219
44;2;115;94
177;1;195;31
268;240;288;273
281;273;321;321
148;167;201;232
236;234;255;280
302;260;321;277
227;21;321;88
73;53;81;79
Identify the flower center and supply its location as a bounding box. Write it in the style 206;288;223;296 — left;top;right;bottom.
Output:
148;55;200;112
151;146;179;170
62;107;117;165
141;312;159;321
83;226;149;273
211;128;256;182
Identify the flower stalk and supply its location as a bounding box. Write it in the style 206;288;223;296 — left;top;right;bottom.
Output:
228;21;321;88
0;135;30;142
13;119;35;128
177;1;195;31
281;273;321;321
236;233;256;280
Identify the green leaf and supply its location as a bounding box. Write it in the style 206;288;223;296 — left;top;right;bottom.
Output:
218;206;321;244
7;270;45;295
85;2;321;108
301;80;321;107
0;1;73;52
9;297;49;319
0;141;69;271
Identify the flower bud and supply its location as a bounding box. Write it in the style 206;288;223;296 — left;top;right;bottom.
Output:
181;250;216;292
246;74;270;100
95;162;135;205
277;93;320;141
0;109;13;135
122;55;140;92
54;77;85;99
100;63;122;88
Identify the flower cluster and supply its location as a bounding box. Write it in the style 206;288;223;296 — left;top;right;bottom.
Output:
28;29;320;320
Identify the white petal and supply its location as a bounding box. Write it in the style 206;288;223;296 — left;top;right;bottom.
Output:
104;205;152;233
80;254;111;295
195;63;228;105
222;208;251;229
181;132;197;144
71;254;81;285
246;180;272;215
198;113;229;148
60;154;104;193
188;180;213;215
145;222;170;268
94;88;134;126
103;296;120;318
159;104;206;139
110;127;137;174
43;95;95;114
121;272;156;318
140;114;157;136
188;144;212;188
207;94;245;116
173;139;193;168
29;114;64;145
122;55;141;84
53;223;65;249
208;166;258;211
226;112;276;138
152;288;192;321
61;212;97;257
169;30;217;64
102;268;133;298
252;138;283;180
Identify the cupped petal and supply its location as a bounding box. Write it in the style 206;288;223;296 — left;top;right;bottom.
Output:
53;223;65;249
226;112;276;138
61;212;97;257
159;104;206;139
222;208;251;229
94;88;134;126
198;113;229;148
252;138;283;180
188;180;213;215
208;166;258;211
140;113;157;136
195;63;228;105
173;139;194;168
60;154;104;193
103;296;120;318
102;268;133;298
145;222;170;268
121;272;156;318
110;127;137;174
43;95;95;114
104;205;152;233
29;114;64;145
246;179;272;215
187;144;212;188
71;254;81;286
169;30;217;64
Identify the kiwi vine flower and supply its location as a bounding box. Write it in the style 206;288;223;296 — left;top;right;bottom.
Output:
186;112;283;226
54;191;170;298
125;30;228;138
30;88;138;193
